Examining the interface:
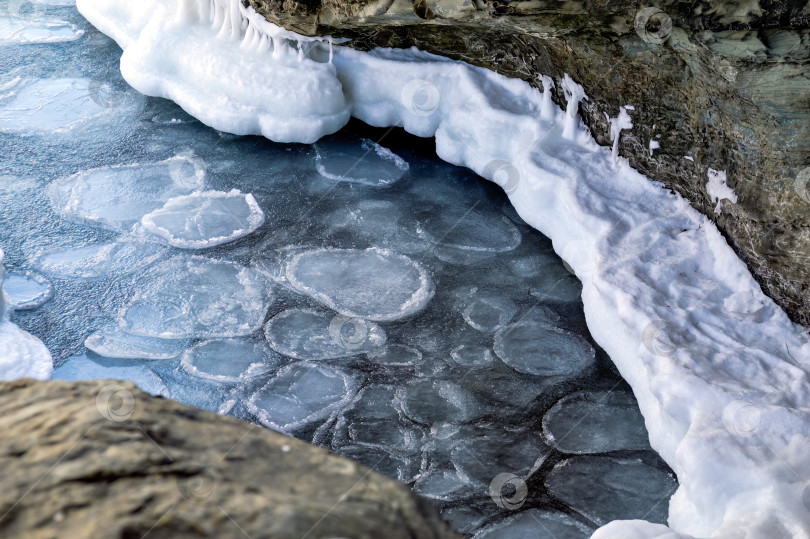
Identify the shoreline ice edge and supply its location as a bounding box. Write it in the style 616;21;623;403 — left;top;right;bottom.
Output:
73;0;810;537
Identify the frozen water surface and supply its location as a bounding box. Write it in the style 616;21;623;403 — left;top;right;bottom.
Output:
264;308;386;360
0;6;677;535
120;256;272;339
85;324;189;360
2;271;52;310
49;159;205;232
0;17;84;44
142;189;265;249
315;135;409;186
181;338;280;382
286;247;435;321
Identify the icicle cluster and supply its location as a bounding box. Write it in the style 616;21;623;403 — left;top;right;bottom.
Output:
176;0;333;63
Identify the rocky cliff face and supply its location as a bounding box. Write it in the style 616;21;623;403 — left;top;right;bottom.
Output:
249;0;810;326
0;379;457;538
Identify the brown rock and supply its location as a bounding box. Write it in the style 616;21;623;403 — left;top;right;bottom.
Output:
0;379;458;539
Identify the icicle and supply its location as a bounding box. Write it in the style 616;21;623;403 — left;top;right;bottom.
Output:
298;45;304;62
328;37;333;64
272;37;283;59
229;0;242;41
216;2;231;40
240;24;254;50
561;74;587;140
177;0;197;23
538;75;555;121
257;34;270;54
609;106;634;161
212;2;224;29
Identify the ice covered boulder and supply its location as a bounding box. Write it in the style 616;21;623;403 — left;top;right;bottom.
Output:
119;256;272;339
285;247;434;322
142;189;264;249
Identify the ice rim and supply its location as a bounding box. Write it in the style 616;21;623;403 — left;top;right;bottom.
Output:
73;0;810;537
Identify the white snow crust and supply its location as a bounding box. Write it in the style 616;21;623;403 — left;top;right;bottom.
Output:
75;1;810;537
0;250;53;380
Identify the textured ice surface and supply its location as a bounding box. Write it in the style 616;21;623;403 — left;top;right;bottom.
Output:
53;354;168;396
474;509;594;538
494;321;595;377
0;77;144;136
142;189;264;249
85;324;189;360
49;158;205;232
0;17;84;44
286;247;434;321
546;456;678;526
264;308;386;360
37;239;166;280
421;208;522;254
543;390;650;454
2;272;52;310
247;362;358;432
120;256;272;339
451;427;550;487
322;199;431;253
462;295;518;332
398;379;490;425
181;338;280;382
315;135;409;186
366;343;423;366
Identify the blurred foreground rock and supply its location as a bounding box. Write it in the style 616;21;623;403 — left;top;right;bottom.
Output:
0;379;458;539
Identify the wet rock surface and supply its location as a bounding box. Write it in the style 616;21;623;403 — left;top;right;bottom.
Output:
249;0;810;326
0;378;458;539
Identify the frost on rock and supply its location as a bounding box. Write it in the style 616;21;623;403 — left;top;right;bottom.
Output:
493;321;595;377
542;390;650;454
474;509;595;539
264;308;385;360
52;354;168;397
85;324;189;360
247;362;358;433
0;77;144;136
314;136;409;186
546;456;678;527
181;338;280;382
0;17;84;44
2;271;52;310
37;239;167;280
49;158;205;232
285;248;434;322
706;168;737;214
142;189;264;249
120;256;272;339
